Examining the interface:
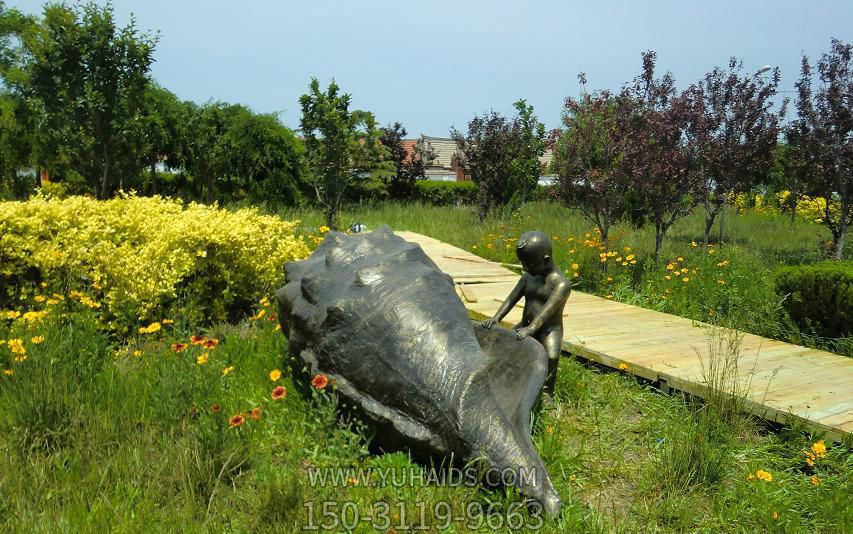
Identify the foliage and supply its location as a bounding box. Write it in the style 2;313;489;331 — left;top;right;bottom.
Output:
2;1;157;198
299;78;393;229
379;122;432;200
0;193;308;331
451;99;546;221
790;39;853;259
413;179;477;205
137;84;184;194
552;82;630;248
687;58;784;245
619;51;702;262
775;260;853;338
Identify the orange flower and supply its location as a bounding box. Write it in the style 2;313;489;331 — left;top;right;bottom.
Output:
202;338;219;349
250;407;262;420
272;385;287;400
171;342;188;353
229;414;245;428
311;374;329;389
190;335;206;346
211;403;222;413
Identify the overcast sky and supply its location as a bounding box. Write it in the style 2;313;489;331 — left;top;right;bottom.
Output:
11;0;853;136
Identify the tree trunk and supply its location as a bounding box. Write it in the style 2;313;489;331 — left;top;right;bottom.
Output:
654;225;665;264
835;197;849;260
718;196;727;247
703;204;718;246
150;156;158;195
100;155;110;200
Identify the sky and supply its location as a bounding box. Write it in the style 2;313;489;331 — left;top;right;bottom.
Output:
11;0;853;137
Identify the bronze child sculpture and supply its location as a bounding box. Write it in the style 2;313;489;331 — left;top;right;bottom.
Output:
481;231;570;401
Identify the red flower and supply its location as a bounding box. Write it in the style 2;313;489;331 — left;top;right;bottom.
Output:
203;338;219;349
229;414;245;428
311;374;329;390
271;385;286;400
190;335;206;345
250;407;262;420
211;403;222;413
171;342;188;353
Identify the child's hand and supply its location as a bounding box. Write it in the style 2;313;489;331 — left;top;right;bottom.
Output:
515;326;535;339
480;318;498;329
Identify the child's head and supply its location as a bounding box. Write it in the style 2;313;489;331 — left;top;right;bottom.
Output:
516;231;553;275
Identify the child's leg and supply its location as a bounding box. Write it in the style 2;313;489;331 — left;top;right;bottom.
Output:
538;328;563;397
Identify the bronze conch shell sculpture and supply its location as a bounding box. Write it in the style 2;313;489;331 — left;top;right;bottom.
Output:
276;226;561;516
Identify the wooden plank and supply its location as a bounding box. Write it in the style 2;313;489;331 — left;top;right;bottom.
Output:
458;284;478;303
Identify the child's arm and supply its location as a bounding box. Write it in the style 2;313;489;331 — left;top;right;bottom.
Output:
515;279;570;339
481;276;526;329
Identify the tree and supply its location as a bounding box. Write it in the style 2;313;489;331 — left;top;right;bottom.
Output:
508;99;547;206
379;122;433;200
620;51;701;263
9;2;157;198
299;78;392;229
552;83;629;249
451;100;546;221
138;84;184;194
227;111;307;205
688;58;784;245
790;39;852;259
451;111;514;221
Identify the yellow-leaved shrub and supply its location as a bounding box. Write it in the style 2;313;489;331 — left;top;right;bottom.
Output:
0;193;309;330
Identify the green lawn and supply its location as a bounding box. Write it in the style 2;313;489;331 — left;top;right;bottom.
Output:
1;201;850;532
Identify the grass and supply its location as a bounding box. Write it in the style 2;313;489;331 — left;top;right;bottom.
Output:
0;200;851;532
273;200;851;356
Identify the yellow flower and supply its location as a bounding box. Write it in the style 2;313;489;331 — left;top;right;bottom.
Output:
545;426;554;434
691;241;698;247
664;275;671;280
5;310;21;320
132;350;143;357
197;352;209;365
138;322;162;334
269;369;282;381
40;282;48;288
8;339;25;355
755;470;773;482
571;263;579;270
618;363;629;371
259;296;270;307
274;324;281;331
810;475;821;486
708;249;716;255
486;243;493;250
622;261;628;266
162;319;174;325
222;366;235;376
46;299;59;306
811;440;827;458
573;272;579;278
682;277;689;283
626;254;635;261
34;295;46;303
717;280;726;285
318;225;330;234
772;511;779;520
606;294;613;299
31;336;44;344
472;244;478;250
677;257;684;262
666;263;674;271
569;248;576;253
606;277;613;282
196;249;207;258
3;369;12;376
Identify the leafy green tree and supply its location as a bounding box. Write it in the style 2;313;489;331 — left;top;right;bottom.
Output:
4;1;156;198
137;84;184;194
508;99;546;206
299;78;392;229
227;111;308;205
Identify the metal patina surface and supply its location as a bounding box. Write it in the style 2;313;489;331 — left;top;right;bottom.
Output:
276;225;560;516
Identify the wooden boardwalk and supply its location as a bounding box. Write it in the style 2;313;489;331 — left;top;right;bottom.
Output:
397;231;853;442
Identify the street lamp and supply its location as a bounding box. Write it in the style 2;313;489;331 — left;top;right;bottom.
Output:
756;65;772;75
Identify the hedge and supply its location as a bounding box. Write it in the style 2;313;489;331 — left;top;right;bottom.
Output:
775;261;853;338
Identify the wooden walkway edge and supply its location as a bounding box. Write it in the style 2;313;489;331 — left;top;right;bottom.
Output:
397;231;853;442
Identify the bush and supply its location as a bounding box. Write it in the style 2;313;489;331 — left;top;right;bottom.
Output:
0;193;309;331
775;261;853;338
413;180;477;205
